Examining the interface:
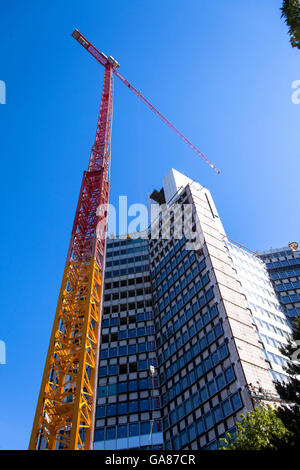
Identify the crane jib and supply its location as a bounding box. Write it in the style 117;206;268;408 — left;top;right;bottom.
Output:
72;28;220;174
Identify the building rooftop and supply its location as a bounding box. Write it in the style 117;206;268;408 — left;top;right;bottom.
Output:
258;242;299;256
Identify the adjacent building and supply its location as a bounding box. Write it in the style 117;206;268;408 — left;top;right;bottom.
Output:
225;241;290;385
258;244;300;323
93;168;291;450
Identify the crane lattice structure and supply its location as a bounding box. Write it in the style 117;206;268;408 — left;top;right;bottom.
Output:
29;29;219;451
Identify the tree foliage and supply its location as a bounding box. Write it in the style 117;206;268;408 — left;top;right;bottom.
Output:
219;406;289;450
272;315;300;448
281;0;300;49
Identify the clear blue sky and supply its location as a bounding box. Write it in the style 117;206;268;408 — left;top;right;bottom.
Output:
0;0;299;449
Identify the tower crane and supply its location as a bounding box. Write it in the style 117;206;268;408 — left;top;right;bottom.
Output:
29;29;220;451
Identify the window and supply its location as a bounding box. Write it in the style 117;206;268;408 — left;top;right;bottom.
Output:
138;343;146;353
108;365;118;375
213;405;223;423
225;366;235;384
118;346;127;356
118;402;127;415
118;331;127;340
177;404;184;419
200;386;208;403
129;362;137;373
99;367;107;377
109;347;117;357
222;398;233;417
192;393;199;408
139;378;149;390
138;360;147;371
129;380;138;392
119;364;127;374
136;312;145;322
231;392;243;411
117;425;127;438
214;323;223;338
118;382;127;393
129;423;139;437
175;382;181;396
96;406;105;418
153;420;162;432
196;418;205;435
129;401;138;413
97;386;106;398
219;343;228;360
208;380;217;396
181;430;188;446
185;398;192;414
185;349;192;363
216;373;226;390
196;364;203;378
207;330;215;344
183;331;189;343
141;421;150;435
94;428;104;441
140;399;150;411
106;426;116;440
188;423;196;441
128;344;137;354
108;384;117;395
173;434;181;450
170;410;177;425
182;376;188;390
204;411;214;430
203;356;212;372
107;404;117;416
199;337;207;351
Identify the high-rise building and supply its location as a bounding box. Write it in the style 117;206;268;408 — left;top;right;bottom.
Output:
93;237;163;450
93;169;291;450
258;244;300;323
225;241;290;385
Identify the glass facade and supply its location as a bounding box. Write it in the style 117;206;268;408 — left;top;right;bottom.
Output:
258;245;300;322
149;232;244;449
93;237;163;450
93;169;292;450
225;241;291;384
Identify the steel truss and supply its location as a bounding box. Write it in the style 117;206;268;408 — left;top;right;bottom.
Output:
29;65;113;450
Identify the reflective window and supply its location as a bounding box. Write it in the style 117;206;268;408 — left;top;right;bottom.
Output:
129;423;139;437
118;382;127;393
231;392;243;411
117;425;127;438
94;428;104;441
106;426;116;440
141;421;150;435
118;402;127;415
129;401;138;413
96;406;105;418
129;381;138;392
